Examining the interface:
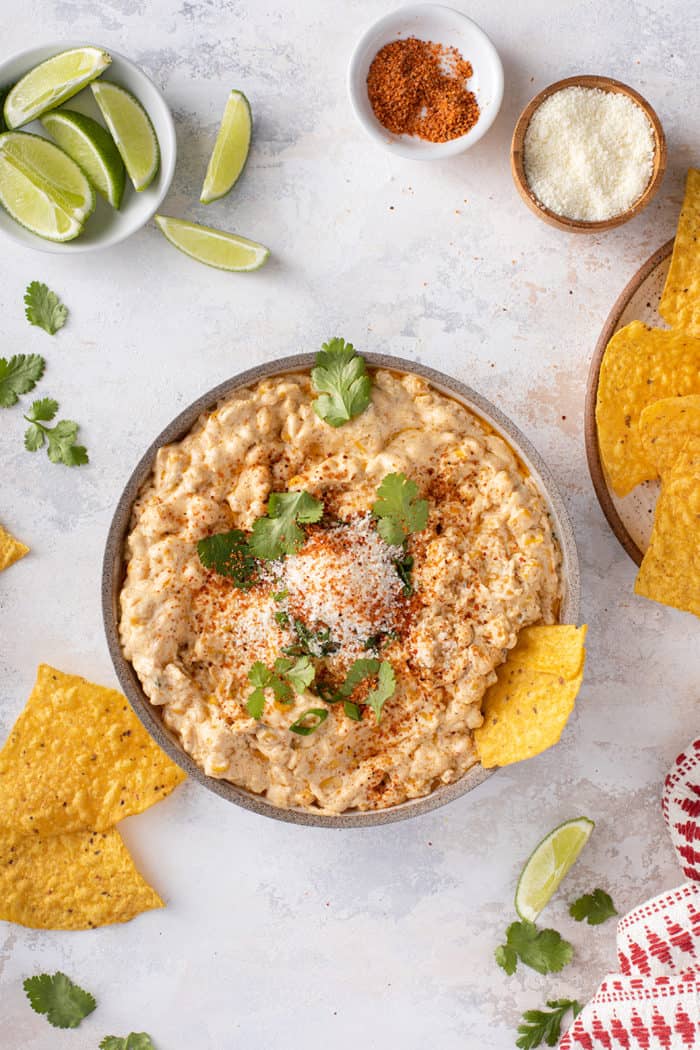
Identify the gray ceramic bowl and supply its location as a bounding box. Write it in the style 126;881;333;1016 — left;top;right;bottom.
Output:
102;354;581;827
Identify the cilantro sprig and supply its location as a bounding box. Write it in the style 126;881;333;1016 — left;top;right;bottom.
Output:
197;529;257;589
317;657;396;723
569;888;617;926
311;337;372;427
516;999;581;1050
99;1036;155;1050
495;920;573;976
0;353;45;407
372;472;429;545
23;972;96;1029
24;398;88;466
249;490;323;560
24;281;68;335
246;656;315;719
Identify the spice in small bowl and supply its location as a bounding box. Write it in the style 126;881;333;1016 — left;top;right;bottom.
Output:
367;37;479;143
511;75;666;232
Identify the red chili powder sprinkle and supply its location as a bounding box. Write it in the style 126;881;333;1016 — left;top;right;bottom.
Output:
366;36;480;143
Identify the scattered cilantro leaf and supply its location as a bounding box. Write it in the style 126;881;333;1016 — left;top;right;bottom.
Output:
372;473;429;545
23;972;96;1029
246;656;315;719
281;617;339;657
366;660;396;723
311;337;372;427
495;920;573;976
394;552;414;594
339;658;381;695
248;490;323;560
289;707;329;735
569;888;617;926
23;399;88;466
516;999;582;1049
343;700;362;720
99;1035;156;1050
197;529;257;589
24;281;68;335
0;353;45;407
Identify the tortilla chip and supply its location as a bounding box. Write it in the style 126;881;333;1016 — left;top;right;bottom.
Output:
0;524;29;572
659;169;700;337
0;665;185;839
0;826;162;930
639;395;700;475
595;321;700;496
634;436;700;617
507;625;587;678
474;625;586;768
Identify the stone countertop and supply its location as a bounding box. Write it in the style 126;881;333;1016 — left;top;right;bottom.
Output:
1;1;697;1047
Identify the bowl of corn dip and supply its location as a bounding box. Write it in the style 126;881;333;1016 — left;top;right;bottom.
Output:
511;75;666;232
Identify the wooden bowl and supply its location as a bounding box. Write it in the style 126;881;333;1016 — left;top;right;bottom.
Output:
510;75;667;233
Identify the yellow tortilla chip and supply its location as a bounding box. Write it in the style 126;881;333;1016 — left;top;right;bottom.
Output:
0;524;29;572
506;625;587;679
596;321;700;496
0;826;162;930
634;436;700;617
639;395;700;475
0;665;185;839
659;168;700;337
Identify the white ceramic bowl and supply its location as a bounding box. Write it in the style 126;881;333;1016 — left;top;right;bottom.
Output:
347;4;504;159
0;43;176;253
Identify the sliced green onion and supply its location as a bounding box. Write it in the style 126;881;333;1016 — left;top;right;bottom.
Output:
289;707;328;736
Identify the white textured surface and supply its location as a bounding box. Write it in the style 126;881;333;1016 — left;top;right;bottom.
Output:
0;1;698;1047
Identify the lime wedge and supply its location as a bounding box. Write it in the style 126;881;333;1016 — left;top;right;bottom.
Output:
200;90;252;204
3;47;111;129
155;215;269;271
515;817;594;923
91;82;159;192
0;131;94;239
42;109;126;208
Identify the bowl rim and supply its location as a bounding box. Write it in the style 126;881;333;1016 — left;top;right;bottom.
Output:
102;353;581;828
510;74;667;233
346;3;504;160
0;41;177;254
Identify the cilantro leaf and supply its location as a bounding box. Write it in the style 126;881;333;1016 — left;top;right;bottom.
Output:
281;617;338;657
366;660;396;722
338;658;381;696
24;281;68;334
246;656;315;720
394;552;414;594
197;529;257;589
23;400;88;466
343;700;362;720
289;707;329;735
23;972;96;1029
516;999;582;1049
0;353;45;407
495;920;573;976
99;1035;156;1050
248;490;323;560
569;888;618;926
311;337;372;427
372;473;429;545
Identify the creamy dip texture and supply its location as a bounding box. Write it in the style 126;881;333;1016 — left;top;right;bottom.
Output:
120;369;561;813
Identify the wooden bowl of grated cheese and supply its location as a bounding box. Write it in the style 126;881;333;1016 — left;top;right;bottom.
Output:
510;75;666;233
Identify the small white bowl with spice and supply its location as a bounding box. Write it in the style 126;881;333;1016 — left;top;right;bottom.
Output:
511;75;666;232
347;3;504;159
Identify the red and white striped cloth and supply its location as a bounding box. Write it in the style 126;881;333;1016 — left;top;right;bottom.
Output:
560;739;700;1049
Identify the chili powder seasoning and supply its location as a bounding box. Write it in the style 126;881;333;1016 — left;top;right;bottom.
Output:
366;37;480;143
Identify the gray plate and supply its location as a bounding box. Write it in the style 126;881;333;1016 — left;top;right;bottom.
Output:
102;354;581;828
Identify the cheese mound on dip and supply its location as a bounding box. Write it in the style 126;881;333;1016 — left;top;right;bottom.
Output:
120;370;561;813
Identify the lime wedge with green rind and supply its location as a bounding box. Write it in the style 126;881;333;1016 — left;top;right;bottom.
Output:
0;131;94;241
155;215;269;272
42;109;126;209
0;146;83;241
200;90;252;204
91;81;159;192
515;817;594;923
3;47;111;129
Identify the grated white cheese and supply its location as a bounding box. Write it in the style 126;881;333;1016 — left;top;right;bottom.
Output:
523;86;655;222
